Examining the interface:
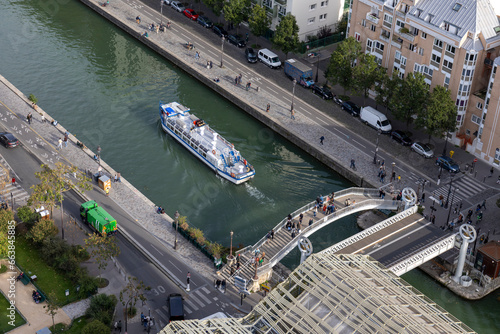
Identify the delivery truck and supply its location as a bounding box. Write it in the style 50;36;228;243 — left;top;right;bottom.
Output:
80;200;117;236
284;59;315;88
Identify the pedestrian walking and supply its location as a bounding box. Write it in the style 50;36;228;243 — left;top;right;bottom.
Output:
41;114;45;123
397;175;401;183
421;192;425;203
234;76;238;85
63;136;68;147
114;174;118;182
117;172;121;182
238;73;242;85
391;171;396;182
27;112;32;124
290;108;295;120
195;51;200;60
266;103;270;112
270;229;274;240
350;159;356;169
155;24;159;34
11;177;15;186
246;82;251;91
57;138;63;150
105;188;109;197
117;320;122;332
320;136;324;145
489;166;494;177
481;199;486;209
136;15;141;24
209;60;213;69
309;218;313;226
431;214;435;224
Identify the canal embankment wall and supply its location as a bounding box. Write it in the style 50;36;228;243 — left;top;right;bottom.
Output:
78;0;374;189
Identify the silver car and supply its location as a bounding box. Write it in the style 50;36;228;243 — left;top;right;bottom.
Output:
171;1;185;12
411;142;434;158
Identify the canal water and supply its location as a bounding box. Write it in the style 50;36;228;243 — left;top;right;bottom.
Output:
0;1;497;332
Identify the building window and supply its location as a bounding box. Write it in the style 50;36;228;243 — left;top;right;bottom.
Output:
319;14;327;21
396;20;405;29
443;59;453;70
395;51;401;60
321;0;328;7
384;13;393;26
362;19;366;27
375;41;384;52
366;39;373;50
414;63;421;72
310;4;317;10
370;24;376;32
409;44;415;51
444;76;450;86
446;45;456;54
416;9;423;18
422;31;427;39
471;114;481;125
434;39;443;48
308;17;315;25
418;47;424;55
401;56;407;66
453;3;462;11
431;54;441;63
477;102;483;110
355;32;361;41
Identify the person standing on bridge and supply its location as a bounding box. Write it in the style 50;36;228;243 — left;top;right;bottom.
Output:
309;218;313;226
266;103;270;113
320;136;324;145
270;229;274;240
350;159;356;169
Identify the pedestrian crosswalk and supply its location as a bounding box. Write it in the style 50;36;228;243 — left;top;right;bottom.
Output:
154;284;229;328
0;155;29;205
429;175;488;207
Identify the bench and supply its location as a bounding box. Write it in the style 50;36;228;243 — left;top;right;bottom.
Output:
20;274;30;285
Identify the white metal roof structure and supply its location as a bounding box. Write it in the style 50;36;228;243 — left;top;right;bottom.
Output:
160;254;476;334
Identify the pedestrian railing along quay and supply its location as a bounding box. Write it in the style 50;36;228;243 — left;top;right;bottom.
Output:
235;187;382;259
256;198;401;277
388;233;457;276
320;205;418;255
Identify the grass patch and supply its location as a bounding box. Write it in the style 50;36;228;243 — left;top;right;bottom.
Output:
15;237;74;305
0;291;26;332
51;316;89;334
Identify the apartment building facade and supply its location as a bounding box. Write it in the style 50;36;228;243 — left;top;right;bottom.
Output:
252;0;345;41
347;0;500;165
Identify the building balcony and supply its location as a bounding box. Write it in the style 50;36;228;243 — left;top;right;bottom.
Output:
473;88;487;100
395;10;405;19
380;32;391;42
366;12;380;25
391;36;403;49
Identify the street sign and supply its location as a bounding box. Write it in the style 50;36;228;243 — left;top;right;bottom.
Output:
234;275;247;291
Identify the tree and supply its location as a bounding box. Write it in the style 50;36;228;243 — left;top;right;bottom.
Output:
203;0;225;17
390;72;428;128
82;320;110;334
417;85;457;142
326;36;361;94
334;13;348;34
317;25;333;39
248;5;271;40
86;293;117;326
16;206;39;227
44;292;59;329
352;53;384;104
0;209;14;257
85;233;120;278
28;163;91;239
27;219;58;243
375;71;402;113
272;14;300;58
223;0;250;34
120;276;150;329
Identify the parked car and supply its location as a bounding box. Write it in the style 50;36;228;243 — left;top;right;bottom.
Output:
0;132;19;148
227;35;246;48
258;48;281;69
360;106;392;133
170;1;185;12
166;293;185;322
212;24;228;38
311;85;333;100
390;130;412;145
341;101;360;117
162;0;171;5
411;142;434;158
436;156;460;173
183;8;198;20
245;48;258;63
197;16;213;28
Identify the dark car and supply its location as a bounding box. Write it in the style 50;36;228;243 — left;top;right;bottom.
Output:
245;48;257;63
197;15;213;28
311;85;333;100
436;156;461;173
0;132;19;148
390;130;412;145
212;24;228;38
183;8;198;20
341;101;361;117
227;35;246;48
166;293;184;322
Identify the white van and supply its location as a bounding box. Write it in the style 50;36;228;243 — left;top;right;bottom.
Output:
258;49;281;69
360;106;392;133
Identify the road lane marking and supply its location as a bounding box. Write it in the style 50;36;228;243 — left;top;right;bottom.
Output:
315;117;328;125
167;260;181;273
195;290;212;304
352;139;366;149
150;244;164;256
189;293;205;307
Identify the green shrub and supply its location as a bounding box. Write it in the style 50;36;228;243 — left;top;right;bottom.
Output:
26;219;58;243
86;293;117;326
77;272;98;298
81;319;109;334
72;244;90;262
0;264;6;274
16;206;39;227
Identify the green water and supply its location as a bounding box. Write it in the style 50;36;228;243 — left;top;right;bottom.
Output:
0;1;497;332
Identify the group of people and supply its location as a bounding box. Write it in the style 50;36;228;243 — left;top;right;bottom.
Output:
140;313;154;330
16;272;25;281
214;278;226;292
32;290;42;303
252;249;265;267
156;206;166;214
114;173;121;182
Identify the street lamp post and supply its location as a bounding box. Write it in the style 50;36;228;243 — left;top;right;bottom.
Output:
373;129;381;164
391;162;396;182
442;132;449;156
315;53;321;83
174;210;179;250
291;79;297;111
228;231;234;261
160;0;164;26
220;36;225;67
444;171;454;209
445;187;459;229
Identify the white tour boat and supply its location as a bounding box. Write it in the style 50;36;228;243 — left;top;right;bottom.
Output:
159;101;255;184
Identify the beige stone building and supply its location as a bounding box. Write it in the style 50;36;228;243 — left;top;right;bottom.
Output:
347;0;500;165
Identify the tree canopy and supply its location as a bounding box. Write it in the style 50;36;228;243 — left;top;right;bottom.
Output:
272;14;300;57
85;233;120;278
223;0;250;31
375;71;402;112
326;37;361;94
203;0;225;17
248;4;270;38
352;53;384;104
417;85;457;141
389;72;428;128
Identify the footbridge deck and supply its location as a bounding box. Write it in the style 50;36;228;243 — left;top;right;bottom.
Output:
220;187;402;286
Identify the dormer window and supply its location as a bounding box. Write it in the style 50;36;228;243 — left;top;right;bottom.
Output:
453;3;462;11
426;14;434;23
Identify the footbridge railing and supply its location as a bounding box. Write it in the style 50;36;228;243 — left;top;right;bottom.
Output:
320;205;418;255
236;187;382;259
256;198;401;276
388;233;457;276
